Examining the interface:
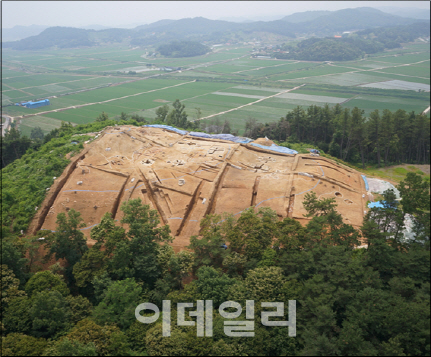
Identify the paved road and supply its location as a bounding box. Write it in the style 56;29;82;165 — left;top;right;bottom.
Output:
1;115;11;137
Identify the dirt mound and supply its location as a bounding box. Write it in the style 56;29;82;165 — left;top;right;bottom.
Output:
252;137;274;146
30;126;368;251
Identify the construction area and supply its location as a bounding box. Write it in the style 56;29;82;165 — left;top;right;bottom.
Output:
29;125;369;251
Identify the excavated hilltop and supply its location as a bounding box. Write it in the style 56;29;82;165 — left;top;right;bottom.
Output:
29;125;368;251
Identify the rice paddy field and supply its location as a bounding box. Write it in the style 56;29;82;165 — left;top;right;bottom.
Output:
2;41;429;136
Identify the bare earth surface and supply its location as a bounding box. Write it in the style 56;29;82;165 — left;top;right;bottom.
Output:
29;126;369;251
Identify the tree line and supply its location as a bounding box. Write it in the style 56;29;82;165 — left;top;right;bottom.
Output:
157;41;210;58
243;104;430;168
1;172;429;355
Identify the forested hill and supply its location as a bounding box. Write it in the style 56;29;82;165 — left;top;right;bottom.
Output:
289;7;420;34
281;10;330;23
1;27;95;50
2;7;428;51
274;21;430;61
157;41;209;57
1;116;430;356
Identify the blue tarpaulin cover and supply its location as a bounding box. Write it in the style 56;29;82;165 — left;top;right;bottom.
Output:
249;143;298;155
368;201;397;209
361;175;369;191
143;126;295;151
368;201;385;209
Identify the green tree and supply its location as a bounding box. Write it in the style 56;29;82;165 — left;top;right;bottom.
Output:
303;191;359;248
275;216;307;251
1;333;47;356
398;172;430;243
195;266;235;307
1;127;34;169
120;112;129;121
227;207;278;261
155;105;169;122
3;296;33;334
30;290;71;338
24;271;69;297
107;199;172;287
48;209;88;283
1;241;27;285
65;295;93;324
91;271;114;304
229;266;296;309
96;112;109;122
166;99;188;128
73;212;127;289
73;248;106;289
130;113;146;123
30;126;44;141
43;338;97;356
368;109;383;167
0;264;26;314
188;213;233;270
145;323;213;356
194;107;202;121
92;278;143;330
126;319;156;353
66;318;130;356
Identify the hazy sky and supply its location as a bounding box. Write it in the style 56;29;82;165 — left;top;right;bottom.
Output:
2;1;430;28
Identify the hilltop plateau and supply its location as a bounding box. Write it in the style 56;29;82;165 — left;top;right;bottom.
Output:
29;125;368;250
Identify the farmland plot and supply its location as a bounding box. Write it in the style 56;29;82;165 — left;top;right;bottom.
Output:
359;80;430;91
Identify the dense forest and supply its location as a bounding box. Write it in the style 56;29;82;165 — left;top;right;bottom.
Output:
274;21;430;61
2;174;429;355
242;104;430;168
157;41;210;57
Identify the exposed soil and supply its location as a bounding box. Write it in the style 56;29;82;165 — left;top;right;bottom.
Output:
30;126;369;251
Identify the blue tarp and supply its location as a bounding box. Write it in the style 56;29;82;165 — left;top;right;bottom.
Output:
189;132;252;144
143;124;188;135
361;175;369;191
188;131;211;138
249;143;298;155
368;201;398;209
368;201;385;209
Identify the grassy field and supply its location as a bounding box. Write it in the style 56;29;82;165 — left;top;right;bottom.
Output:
2;41;429;136
354;164;430;184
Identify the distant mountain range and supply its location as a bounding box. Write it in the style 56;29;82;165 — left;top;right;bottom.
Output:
2;7;428;50
2;25;49;42
375;6;430;20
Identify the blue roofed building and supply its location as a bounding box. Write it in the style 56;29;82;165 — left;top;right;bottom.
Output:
21;99;50;109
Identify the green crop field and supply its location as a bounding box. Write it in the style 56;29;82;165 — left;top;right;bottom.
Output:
2;40;429;136
377;64;430;78
18;116;66;136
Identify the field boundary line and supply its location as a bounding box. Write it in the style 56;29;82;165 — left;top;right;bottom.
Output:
277;59;430;82
9;80;196;121
192;84;305;122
